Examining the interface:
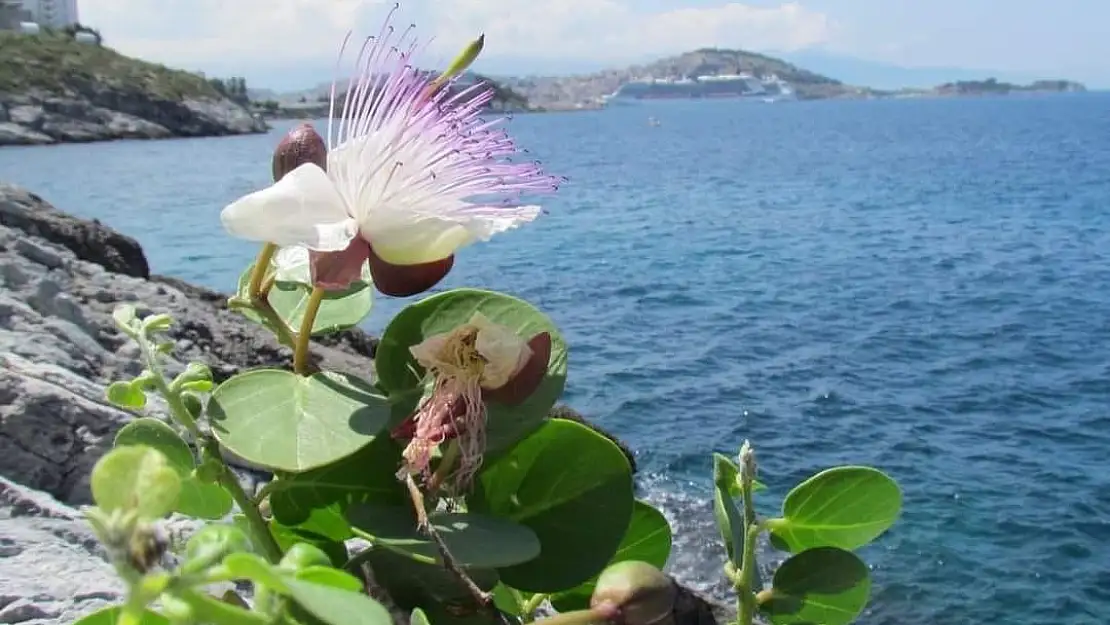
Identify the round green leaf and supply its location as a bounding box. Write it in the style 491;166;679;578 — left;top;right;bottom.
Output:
375;288;567;453
91;446;181;519
767;466;902;552
72;606;170;625
760;547;871;625
346;504;541;568
208;369;391;472
551;500;673;611
410;608;432;625
283;576;394;625
470;419;635;593
115;418;194;472
236;263;373;335
176;472;234;520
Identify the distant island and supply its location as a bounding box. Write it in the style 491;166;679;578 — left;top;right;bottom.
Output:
0;30;267;146
493;49;1088;110
912;77;1087;97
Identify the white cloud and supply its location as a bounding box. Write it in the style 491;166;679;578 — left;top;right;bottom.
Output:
432;1;836;62
80;0;835;71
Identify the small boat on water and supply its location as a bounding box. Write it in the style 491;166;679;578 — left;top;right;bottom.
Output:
647;116;661;127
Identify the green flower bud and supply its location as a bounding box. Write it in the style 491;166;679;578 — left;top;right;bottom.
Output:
590;561;675;625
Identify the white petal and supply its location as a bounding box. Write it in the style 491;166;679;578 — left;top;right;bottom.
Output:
471;312;532;389
410;331;452;368
272;246;312;285
367;205;542;266
220;163;358;252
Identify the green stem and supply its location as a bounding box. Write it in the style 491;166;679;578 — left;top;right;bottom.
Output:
736;444;759;625
203;438;284;564
248;243;277;300
139;331;284;565
293;287;325;375
521;593;550;620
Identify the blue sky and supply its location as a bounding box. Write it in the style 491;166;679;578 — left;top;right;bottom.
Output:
79;1;1109;91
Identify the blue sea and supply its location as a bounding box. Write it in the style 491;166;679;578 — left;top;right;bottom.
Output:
3;94;1110;625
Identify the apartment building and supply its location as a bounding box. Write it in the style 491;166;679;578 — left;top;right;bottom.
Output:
0;0;31;30
18;0;78;28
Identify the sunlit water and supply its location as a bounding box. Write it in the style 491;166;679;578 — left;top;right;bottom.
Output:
4;94;1110;624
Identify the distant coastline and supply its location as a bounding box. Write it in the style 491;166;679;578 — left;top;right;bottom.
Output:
0;30;1092;147
0;31;269;147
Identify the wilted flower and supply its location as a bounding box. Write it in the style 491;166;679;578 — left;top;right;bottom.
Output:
393;312;551;490
220;5;562;296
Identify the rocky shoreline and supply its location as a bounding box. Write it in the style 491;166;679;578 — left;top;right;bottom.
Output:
0;93;269;147
0;183;727;625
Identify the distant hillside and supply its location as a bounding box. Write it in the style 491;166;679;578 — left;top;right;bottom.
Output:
499;48;874;110
254;71;535;119
0;32;267;146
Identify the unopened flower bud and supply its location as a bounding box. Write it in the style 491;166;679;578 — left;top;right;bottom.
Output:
591;561;675;625
272;123;328;182
366;244;454;297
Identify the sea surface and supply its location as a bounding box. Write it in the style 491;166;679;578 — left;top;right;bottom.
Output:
3;94;1110;625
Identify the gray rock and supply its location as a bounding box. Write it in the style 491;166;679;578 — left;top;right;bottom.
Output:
0;477;122;625
0;122;53;146
0;91;268;147
0;353;134;504
0;183;150;278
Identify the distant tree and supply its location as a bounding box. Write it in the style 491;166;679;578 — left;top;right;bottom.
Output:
62;22;103;45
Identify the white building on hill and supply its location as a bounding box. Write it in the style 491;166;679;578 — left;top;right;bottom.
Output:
19;0;78;28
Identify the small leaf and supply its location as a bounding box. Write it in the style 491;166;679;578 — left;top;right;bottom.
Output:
289;565;364;592
208;369;391;472
141;313;174;334
115;418;194;473
111;304;138;332
551;500;673;611
180;524;251;575
767;466;902;552
90;446;181;519
106;380;147;409
223;552;289;592
490;584;524;616
471;419;634;593
283;576;394;625
375;288;567;453
176;471;234;519
72;606;169;625
760;547;870;625
411;608;432;625
347;504;541;569
270;521;349;568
